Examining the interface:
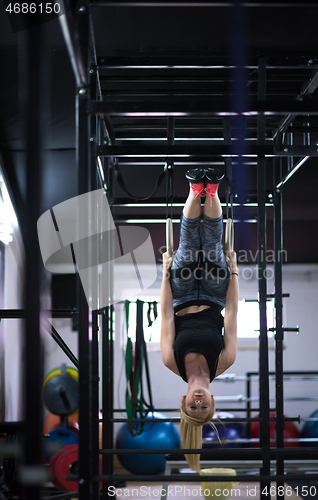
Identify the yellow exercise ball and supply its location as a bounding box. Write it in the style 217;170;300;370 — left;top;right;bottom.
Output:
200;468;239;500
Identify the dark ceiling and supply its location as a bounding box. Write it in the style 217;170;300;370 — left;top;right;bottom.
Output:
1;1;318;264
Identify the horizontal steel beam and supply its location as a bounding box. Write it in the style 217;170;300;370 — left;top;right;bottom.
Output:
98;144;318;157
164;459;318;470
0;309;78;319
102;447;318;457
112;193;273;205
106;157;259;164
112;407;275;412
114;216;255;224
96;143;274;155
98;144;272;156
247;370;318;376
111;416;299;423
97;55;318;70
93;473;318;483
88;98;318;116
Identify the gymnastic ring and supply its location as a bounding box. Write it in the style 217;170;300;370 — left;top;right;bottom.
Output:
166;218;174;257
225;218;234;254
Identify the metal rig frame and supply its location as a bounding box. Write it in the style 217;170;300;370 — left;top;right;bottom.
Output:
4;1;318;499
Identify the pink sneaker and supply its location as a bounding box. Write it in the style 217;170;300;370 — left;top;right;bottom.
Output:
205;183;219;206
190;181;206;200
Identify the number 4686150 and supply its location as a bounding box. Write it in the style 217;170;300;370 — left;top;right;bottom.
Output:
261;485;317;497
6;3;61;14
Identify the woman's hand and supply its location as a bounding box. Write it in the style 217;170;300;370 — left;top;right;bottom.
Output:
162;251;175;277
225;250;238;273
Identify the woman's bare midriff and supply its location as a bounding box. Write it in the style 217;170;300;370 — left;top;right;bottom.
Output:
175;304;211;316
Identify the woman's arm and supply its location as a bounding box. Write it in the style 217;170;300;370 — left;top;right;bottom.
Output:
160;252;175;319
217;251;239;374
160;252;180;376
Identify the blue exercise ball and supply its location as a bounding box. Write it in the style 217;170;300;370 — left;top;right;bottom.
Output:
301;409;318;447
202;411;246;449
115;412;180;474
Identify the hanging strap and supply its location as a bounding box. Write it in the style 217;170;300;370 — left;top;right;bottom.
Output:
114;162;167;200
147;301;158;328
124;300;157;435
124;300;135;423
138;300;154;414
124;299;142;432
125;337;134;421
140;335;155;415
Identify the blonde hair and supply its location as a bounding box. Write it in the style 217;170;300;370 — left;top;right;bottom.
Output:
180;397;216;473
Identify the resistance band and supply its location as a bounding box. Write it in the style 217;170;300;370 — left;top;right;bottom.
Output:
114;162;167;201
124;299;158;436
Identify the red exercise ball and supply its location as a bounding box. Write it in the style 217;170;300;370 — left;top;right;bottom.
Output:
250;412;300;448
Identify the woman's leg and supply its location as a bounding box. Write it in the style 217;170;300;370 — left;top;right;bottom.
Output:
172;188;202;268
183;188;202;219
201;190;224;259
170;188;202;306
203;191;222;219
200;191;230;308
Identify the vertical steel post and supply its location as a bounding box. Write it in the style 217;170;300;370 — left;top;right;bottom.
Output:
101;158;115;499
102;306;114;498
274;158;285;495
90;67;100;500
21;24;46;500
91;310;100;499
246;373;251;440
75;0;92;497
257;57;271;497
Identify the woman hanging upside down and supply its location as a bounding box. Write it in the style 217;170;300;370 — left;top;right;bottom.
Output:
160;168;239;472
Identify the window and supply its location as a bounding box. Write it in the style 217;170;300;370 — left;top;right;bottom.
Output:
124;296;275;346
126;296;161;344
237;299;274;338
0;169;18;245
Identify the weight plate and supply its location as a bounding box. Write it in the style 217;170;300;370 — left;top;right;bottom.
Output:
51;445;103;492
43;367;78;389
53;445;79;491
50;447;67;490
44;427;78;463
43;374;78;415
43;369;61;389
52;421;80;436
67;368;79;414
43;436;64;464
43;411;79;434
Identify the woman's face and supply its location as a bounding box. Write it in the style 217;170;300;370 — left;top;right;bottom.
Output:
183;387;213;420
